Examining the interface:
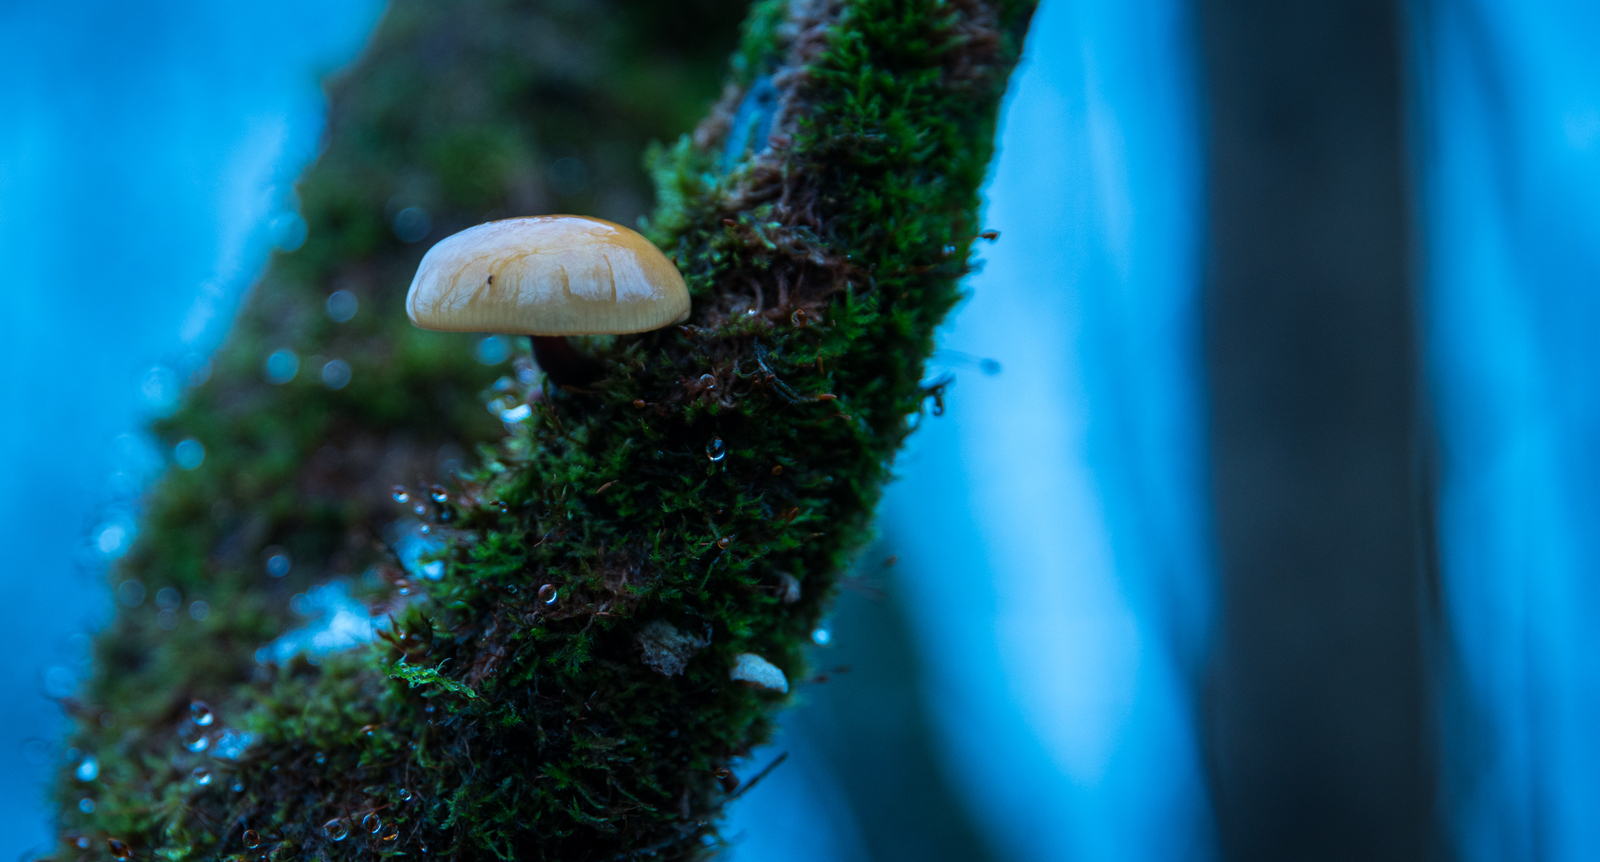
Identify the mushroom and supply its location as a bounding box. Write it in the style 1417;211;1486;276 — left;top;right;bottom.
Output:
405;215;690;386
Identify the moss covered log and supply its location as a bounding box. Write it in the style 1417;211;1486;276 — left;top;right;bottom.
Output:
50;0;1033;859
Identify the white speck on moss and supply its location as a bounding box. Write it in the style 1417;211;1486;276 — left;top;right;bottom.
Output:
729;653;787;693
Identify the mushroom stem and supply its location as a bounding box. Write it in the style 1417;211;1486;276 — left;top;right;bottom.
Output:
531;336;602;388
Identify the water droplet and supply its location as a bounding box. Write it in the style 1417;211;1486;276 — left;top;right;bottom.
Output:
108;838;132;859
430;485;449;503
173;438;205;470
264;349;299;385
272;212;307;251
264;547;291;578
538;584;558;605
75;756;98;782
177;719;207;751
191;766;211;786
78;797;95;813
811;625;832;646
76;836;91;849
156;587;182;610
362;813;381;834
413;503;427;517
392;486;410;503
714;767;731;779
632;399;647;409
717;537;731;550
500;403;533;423
706;438;726;462
771;465;783;475
475;334;511;365
323;817;350;841
116;579;146;607
242;830;260;849
698;373;716;389
314;752;326;765
397;788;413;802
231;780;244;793
505;584;518;595
321;359;352;390
190;701;214;726
380;823;400;842
326;289;358;322
393;206;432;243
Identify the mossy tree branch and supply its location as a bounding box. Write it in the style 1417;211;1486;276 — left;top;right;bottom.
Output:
51;1;1033;859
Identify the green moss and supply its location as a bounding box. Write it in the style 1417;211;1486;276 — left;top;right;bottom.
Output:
50;0;1033;859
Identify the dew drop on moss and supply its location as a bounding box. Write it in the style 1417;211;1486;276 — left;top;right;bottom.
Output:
190;701;214;727
75;756;98;782
323;818;349;841
706;438;726;461
362;813;381;834
430;485;449;503
392;486;409;503
107;839;132;859
242;830;260;849
264;548;291;578
717;537;731;550
380;823;400;842
412;503;427;516
397;788;412;802
178;723;209;752
812;624;832;646
314;752;326;765
538;584;558;605
191;766;211;786
231;780;244;793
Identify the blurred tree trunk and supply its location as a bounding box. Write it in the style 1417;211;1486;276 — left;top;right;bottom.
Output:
1199;0;1435;858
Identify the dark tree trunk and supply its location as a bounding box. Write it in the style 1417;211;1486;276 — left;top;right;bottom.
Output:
1197;0;1436;858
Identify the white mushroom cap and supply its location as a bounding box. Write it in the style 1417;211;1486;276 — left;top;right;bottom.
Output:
405;215;690;336
729;653;788;693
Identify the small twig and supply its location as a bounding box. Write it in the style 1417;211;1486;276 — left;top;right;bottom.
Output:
727;751;789;802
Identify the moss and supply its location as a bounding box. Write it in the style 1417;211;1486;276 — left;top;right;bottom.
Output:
50;0;1033;859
